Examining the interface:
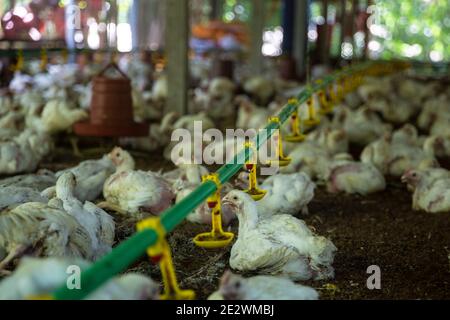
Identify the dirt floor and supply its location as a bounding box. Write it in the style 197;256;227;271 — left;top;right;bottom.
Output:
24;143;450;300
120;176;450;300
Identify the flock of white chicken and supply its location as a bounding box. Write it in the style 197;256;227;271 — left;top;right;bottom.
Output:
0;56;449;300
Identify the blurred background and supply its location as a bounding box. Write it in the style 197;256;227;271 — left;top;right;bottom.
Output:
0;0;447;62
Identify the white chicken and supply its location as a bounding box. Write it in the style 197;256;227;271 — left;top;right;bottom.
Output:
402;167;450;192
162;112;215;160
0;169;55;191
18;129;53;162
208;270;319;300
0;257;159;300
73;83;93;110
343;91;364;109
401;169;450;213
331;107;392;146
9;72;33;94
119;113;178;153
0;90;14;116
87;273;159;300
102;147;174;217
16;88;44;114
163;161;209;191
0;186;48;211
39;99;88;134
396;76;438;103
306;127;349;155
49;148;119;202
430;115;450;137
190;77;236;119
243;76;275;105
255;173;315;218
163;159;235;225
281;141;331;181
151;74;168;103
223;190;337;281
390;124;422;146
365;95;417;124
417;94;450;132
323;153;386;195
235;96;270;130
0;130;39;175
163;111;215;134
0;110;22;134
0;202;92;272
361;128;436;177
55;172;115;260
423;135;450;159
357;76;392;102
130;74;167;121
177;183;236;226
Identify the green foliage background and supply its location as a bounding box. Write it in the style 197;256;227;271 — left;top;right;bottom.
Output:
374;0;449;61
221;0;449;62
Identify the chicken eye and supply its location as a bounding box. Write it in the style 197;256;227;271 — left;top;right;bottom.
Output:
235;282;241;288
116;152;121;157
233;196;238;201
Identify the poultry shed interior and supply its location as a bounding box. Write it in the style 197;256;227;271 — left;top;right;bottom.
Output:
0;0;449;303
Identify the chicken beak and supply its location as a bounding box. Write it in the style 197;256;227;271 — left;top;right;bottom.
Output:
221;199;237;214
400;175;407;184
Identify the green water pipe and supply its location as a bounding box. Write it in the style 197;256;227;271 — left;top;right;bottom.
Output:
52;61;378;300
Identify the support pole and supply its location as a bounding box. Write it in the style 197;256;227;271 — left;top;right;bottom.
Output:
282;0;295;55
130;0;140;49
107;0;118;50
249;0;265;75
280;0;297;80
211;0;222;20
64;0;77;63
293;0;309;78
339;0;347;62
166;0;189;115
351;0;358;60
363;0;372;59
321;0;329;64
131;0;154;49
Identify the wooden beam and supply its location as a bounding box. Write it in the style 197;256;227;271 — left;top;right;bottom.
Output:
249;0;265;75
166;0;189;115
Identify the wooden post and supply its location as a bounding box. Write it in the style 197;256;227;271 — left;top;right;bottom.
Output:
166;0;189;115
249;0;265;75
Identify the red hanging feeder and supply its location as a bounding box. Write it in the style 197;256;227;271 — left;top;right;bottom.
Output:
74;63;148;137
